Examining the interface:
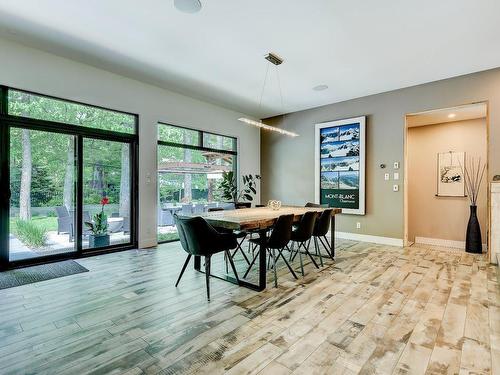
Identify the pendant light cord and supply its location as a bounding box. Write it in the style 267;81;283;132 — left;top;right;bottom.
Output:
258;62;271;112
275;65;284;114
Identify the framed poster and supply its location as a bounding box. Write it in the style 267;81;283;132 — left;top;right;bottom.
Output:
436;151;466;197
315;116;366;215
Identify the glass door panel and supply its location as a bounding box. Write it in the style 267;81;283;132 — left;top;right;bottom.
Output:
9;128;77;261
82;138;131;250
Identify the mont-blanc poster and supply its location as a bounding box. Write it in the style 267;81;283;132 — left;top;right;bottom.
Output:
315;116;366;215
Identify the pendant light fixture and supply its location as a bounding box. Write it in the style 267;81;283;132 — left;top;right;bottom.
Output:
238;53;299;137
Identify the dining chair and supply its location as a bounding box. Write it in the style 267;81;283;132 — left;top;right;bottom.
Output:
305;202;328;208
289;211;319;276
312;209;334;266
244;214;297;286
174;215;240;301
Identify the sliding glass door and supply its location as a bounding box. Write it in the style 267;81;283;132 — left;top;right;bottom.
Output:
0;86;138;268
9;128;77;261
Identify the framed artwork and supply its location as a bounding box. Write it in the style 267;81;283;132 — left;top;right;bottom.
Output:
315;116;366;215
437;151;466;197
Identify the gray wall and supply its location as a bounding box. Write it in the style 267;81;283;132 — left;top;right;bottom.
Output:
261;68;500;240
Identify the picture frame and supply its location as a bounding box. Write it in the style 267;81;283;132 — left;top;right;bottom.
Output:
436;151;466;197
315;116;366;215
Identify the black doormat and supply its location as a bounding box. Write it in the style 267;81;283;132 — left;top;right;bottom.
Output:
0;260;89;290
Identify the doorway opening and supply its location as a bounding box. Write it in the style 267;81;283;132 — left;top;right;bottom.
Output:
404;102;489;257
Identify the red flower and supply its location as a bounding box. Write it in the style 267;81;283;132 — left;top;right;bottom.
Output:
101;197;109;205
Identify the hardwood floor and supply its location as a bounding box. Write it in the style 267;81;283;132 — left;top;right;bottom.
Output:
0;239;498;374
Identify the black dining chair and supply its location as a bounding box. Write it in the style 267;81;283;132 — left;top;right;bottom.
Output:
312;209;334;266
289;211;319;276
244;214;297;286
174;215;240;301
305;202;328;208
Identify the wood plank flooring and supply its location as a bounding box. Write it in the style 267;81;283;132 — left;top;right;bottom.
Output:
0;239;498;374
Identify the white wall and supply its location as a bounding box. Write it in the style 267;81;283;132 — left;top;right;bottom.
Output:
0;38;260;248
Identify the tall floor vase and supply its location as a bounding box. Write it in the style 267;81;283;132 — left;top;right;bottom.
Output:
465;205;482;253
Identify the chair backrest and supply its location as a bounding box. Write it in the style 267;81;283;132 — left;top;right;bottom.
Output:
174;215;218;256
56;206;69;218
255;204;266;208
314;209;333;236
294;211;319;242
305;202;328;208
181;204;193;215
235;202;251;209
268;214;294;249
208;207;224;212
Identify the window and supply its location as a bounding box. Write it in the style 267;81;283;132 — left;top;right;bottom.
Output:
157;123;237;243
7;89;136;134
0;85;138;267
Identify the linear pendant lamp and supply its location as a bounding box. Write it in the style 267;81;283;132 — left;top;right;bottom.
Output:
239;53;299;137
238;117;299;137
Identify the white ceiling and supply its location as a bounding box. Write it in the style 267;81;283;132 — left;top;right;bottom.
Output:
0;0;499;118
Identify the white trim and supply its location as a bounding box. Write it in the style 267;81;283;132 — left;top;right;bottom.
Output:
415;236;487;252
335;231;404;247
315;116;366;215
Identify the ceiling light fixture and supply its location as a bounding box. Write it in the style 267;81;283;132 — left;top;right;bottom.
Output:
313;84;329;91
174;0;202;13
448;113;456;119
238;53;299;137
238;118;299;137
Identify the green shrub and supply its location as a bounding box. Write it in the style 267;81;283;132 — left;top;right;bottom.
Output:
158;232;179;243
14;219;47;248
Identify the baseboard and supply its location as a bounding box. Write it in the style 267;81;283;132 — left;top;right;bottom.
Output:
334;231;404;247
415;236;487;252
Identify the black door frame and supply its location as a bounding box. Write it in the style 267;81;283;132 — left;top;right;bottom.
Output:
0;85;139;270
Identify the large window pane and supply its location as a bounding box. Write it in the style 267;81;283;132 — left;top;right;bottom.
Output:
203;132;236;151
9;128;76;261
158;123;199;145
83;139;131;249
8;90;135;134
157;143;235;243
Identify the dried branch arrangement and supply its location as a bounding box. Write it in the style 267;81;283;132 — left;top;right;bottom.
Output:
460;157;486;206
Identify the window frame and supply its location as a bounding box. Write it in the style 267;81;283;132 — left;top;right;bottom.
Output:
0;85;139;270
157;122;238;244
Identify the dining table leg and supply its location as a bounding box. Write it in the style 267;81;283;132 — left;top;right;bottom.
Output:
330;214;335;257
258;228;267;291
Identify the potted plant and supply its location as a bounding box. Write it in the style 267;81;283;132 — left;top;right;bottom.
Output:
85;197;110;248
219;171;261;208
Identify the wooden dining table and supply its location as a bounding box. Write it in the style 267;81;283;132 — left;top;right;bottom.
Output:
183;206;341;291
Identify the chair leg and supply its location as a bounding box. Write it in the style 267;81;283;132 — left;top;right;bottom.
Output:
319;236;333;259
315;237;324;267
303;241;319;269
175;254;192;287
272;249;278;288
298;243;304;276
289;241;295;261
278;247;298;279
225;250;240;284
205;256;211;301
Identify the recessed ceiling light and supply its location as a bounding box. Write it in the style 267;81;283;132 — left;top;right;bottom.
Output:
313;84;328;91
174;0;202;13
448;113;456;119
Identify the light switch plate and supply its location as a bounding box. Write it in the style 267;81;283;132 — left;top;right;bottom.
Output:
384;173;390;181
394;172;399;180
394;162;400;169
393;184;399;192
